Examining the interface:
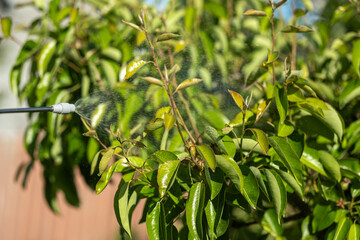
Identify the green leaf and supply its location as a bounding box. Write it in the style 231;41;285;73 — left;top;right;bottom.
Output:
249;166;270;200
96;163;117;194
1;17;12;38
10;65;21;96
204;198;217;239
202;110;228;129
249;128;269;154
175;78;202;93
228;89;244;111
186;182;205;240
274;169;304;200
98;148;114;175
265;169;287;223
197;144;216;171
37;40;57;77
352;39;360;77
261;208;283;237
222;135;236;158
339;158;360;179
204;1;227;19
90;150;103;175
348;223;360;240
240;165;259;209
241;138;266;155
127;156;145;168
298;97;327;118
333;217;351;240
114;158;130;173
205;126;228;155
14;40;39;67
277;120;294;137
269;136;302;185
101;60;118;86
36;72;52;101
141;76;164;86
157;160;180;197
215;155;244;194
151;150;178;163
216;204;229;237
297;115;335;141
166;224;178;240
166;64;180;78
101;46;122;62
205;188;226;239
199;31;214;64
312;204;336;232
145;118;164;133
282;25;313;33
164;113;175;130
90;103;108;129
155;107;171;119
287;131;304;159
122;19;143;32
184;6;195;32
274;83;288;123
317;177;343;202
244;9;267;16
146;202;167;240
114;181;137;238
316;103;344;141
263;50;279;66
122;92;143;131
287;85;305;102
209;169;223;200
301;216;314;240
124;60;149;80
339;79;360;109
319;151;341;182
256;100;271;123
229;111;253;127
157;32;181;42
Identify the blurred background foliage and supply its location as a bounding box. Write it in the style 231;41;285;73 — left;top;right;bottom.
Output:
2;0;360;239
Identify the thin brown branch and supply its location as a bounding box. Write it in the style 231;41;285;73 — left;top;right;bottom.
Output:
160;14;201;142
269;0;277;84
144;30;196;145
291;0;297;70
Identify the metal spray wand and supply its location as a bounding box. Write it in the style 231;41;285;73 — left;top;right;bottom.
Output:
0;103;76;114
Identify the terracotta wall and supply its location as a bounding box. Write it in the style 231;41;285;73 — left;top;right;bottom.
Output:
0;137;147;240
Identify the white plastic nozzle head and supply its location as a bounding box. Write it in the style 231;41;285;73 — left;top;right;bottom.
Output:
51;103;76;114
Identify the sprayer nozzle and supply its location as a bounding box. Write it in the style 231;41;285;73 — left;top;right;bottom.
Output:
51;103;76;114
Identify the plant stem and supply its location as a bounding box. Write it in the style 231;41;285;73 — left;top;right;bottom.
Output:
240;108;247;164
243;142;259;160
269;0;277;84
176;91;202;142
160;15;201;142
291;0;297;70
231;128;241;149
144;30;196;145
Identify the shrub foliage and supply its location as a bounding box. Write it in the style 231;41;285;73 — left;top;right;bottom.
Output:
2;0;360;239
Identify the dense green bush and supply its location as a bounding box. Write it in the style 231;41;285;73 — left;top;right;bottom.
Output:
2;0;360;239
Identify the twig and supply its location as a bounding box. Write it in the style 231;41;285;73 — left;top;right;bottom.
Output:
291;0;297;70
160;14;201;142
144;29;196;145
269;0;277;84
